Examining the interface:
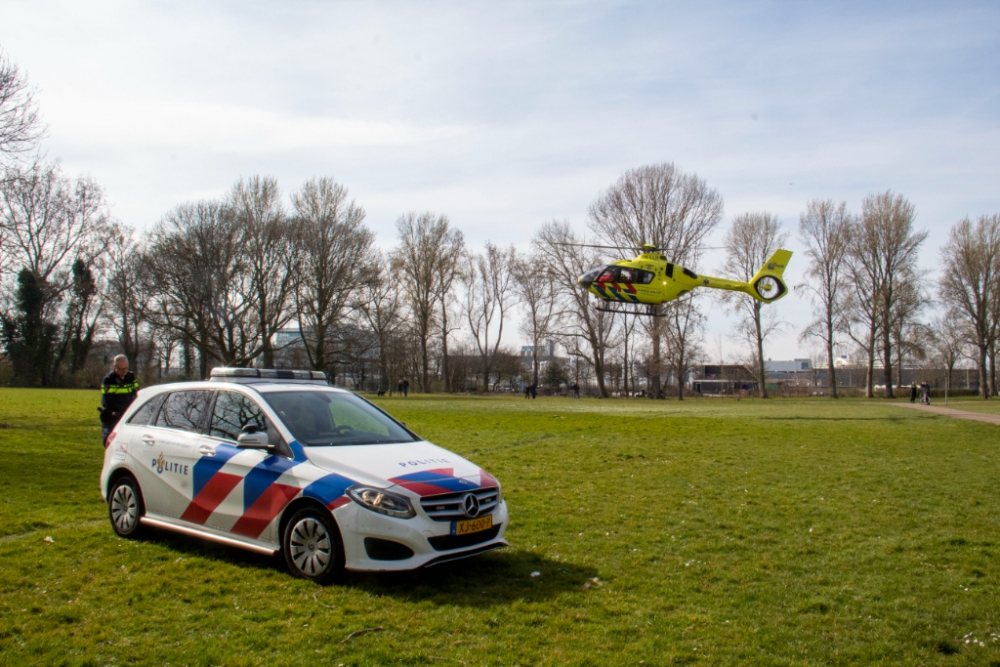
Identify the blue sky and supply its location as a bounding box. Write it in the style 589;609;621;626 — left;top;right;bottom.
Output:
2;1;998;360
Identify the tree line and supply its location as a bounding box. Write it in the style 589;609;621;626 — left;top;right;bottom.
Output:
2;47;999;398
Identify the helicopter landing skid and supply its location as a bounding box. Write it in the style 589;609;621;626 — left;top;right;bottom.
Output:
594;302;662;317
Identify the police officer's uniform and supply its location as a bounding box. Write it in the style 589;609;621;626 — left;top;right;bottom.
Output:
100;370;139;446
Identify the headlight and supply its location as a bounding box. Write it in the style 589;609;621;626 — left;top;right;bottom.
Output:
346;485;416;519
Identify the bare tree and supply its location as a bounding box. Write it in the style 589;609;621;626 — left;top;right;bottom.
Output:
0;49;44;159
462;243;517;390
512;253;558;387
104;223;150;365
0;162;109;386
533;220;614;398
147;201;253;375
289;177;373;373
354;253;404;394
938;215;1000;398
798;199;852;398
392;212;458;392
432;227;465;392
227;176;294;368
929;313;968;393
888;277;929;387
851;191;927;398
0;162;109;289
662;294;705;400
588;162;723;399
721;212;788;398
839;287;881;397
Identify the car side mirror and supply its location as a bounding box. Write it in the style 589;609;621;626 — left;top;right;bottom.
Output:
237;431;272;450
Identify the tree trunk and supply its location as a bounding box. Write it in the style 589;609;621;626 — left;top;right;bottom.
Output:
440;301;451;393
865;355;874;398
420;335;430;393
754;302;768;398
826;315;838;398
978;346;989;399
649;307;662;399
882;330;895;398
991;346;998;396
677;351;685;401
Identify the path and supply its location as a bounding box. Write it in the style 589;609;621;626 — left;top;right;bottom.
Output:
892;401;1000;425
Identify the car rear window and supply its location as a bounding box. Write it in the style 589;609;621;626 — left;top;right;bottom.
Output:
127;394;165;426
154;391;213;433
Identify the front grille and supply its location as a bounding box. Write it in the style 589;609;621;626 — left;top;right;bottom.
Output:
419;487;499;522
427;523;503;551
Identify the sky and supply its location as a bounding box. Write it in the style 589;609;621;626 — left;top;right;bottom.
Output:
2;0;998;362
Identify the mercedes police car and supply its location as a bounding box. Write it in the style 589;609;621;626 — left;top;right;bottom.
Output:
100;368;508;583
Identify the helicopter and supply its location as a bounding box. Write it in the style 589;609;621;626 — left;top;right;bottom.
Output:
577;244;793;316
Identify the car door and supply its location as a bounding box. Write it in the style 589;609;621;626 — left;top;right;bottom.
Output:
133;390;213;519
188;390;297;543
124;392;167;510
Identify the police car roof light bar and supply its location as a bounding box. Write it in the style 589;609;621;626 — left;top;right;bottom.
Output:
209;367;329;385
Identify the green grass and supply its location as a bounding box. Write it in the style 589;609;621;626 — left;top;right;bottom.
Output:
2;389;1000;666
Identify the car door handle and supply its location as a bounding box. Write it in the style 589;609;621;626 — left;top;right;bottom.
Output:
141;435;156;446
198;444;216;457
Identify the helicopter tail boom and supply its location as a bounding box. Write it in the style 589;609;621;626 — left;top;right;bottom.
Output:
694;249;792;303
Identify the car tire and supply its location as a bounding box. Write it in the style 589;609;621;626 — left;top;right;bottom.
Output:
282;507;345;585
108;474;144;538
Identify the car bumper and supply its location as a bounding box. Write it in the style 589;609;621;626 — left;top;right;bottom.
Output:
335;499;509;571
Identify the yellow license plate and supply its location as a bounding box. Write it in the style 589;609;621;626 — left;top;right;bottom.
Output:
452;514;492;536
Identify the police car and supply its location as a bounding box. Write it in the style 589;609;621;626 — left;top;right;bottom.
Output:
100;368;508;582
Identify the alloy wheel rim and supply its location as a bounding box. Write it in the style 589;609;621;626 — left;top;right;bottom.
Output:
290;518;332;575
111;484;137;532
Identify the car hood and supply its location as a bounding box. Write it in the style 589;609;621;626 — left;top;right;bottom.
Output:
302;441;499;496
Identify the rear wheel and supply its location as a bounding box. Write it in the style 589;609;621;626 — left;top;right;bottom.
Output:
282;507;344;584
108;475;144;538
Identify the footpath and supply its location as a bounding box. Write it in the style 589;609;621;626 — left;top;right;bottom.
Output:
892;401;1000;426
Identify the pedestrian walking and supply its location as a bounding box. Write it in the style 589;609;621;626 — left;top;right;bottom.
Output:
524;383;532;399
530;384;537;399
99;354;138;447
909;383;917;404
402;378;409;397
920;380;931;405
572;382;580;399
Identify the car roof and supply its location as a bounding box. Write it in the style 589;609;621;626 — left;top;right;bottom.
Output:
138;380;349;395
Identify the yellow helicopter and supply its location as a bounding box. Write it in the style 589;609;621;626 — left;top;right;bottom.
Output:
577;244;793;315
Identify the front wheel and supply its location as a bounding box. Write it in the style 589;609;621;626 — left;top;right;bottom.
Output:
108;474;144;538
282;507;345;584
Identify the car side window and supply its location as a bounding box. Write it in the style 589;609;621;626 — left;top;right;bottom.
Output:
210;391;277;445
154;391;213;434
127;394;165;426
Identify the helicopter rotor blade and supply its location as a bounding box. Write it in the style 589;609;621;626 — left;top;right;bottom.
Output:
551;242;725;253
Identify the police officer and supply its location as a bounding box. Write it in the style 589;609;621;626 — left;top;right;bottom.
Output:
99;354;139;447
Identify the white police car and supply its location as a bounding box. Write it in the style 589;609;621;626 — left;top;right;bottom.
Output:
100;368;508;582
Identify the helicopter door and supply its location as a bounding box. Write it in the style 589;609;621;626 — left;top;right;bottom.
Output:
617;268;655;284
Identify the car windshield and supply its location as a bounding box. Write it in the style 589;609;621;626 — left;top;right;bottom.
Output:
262;390;418;446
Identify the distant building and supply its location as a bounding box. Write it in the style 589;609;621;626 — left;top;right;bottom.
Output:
521;339;556;358
764;358;811;373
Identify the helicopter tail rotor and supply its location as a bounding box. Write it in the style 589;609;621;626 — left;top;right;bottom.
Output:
747;249;793;303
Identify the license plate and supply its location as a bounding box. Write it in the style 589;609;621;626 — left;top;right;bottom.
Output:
452;514;492;536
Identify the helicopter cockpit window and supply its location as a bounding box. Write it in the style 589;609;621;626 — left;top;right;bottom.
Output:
597;268;618;282
580;267;604;284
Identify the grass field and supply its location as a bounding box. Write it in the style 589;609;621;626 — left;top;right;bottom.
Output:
2;389;1000;666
